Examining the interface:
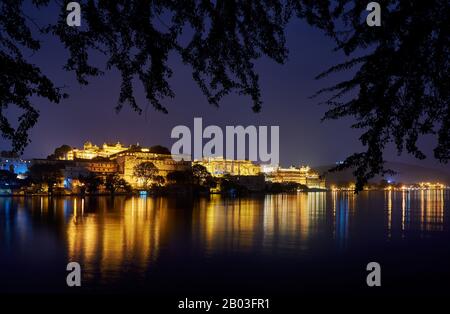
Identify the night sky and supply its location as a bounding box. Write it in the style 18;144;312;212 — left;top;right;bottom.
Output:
1;3;447;171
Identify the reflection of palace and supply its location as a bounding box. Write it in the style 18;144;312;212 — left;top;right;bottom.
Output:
66;197;168;277
191;190;448;255
192;196;264;252
192;193;329;254
0;191;447;288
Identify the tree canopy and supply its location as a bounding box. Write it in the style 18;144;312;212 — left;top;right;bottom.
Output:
133;161;158;189
47;144;72;159
0;0;66;153
295;0;449;190
51;0;290;114
28;162;63;194
1;0;288;154
1;1;448;191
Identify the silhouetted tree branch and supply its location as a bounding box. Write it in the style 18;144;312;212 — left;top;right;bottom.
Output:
0;0;65;153
292;0;449;191
1;1;448;193
49;0;289;114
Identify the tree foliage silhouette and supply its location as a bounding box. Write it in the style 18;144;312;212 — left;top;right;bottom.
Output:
2;0;288;152
0;0;65;153
289;0;449;190
50;0;288;114
1;1;448;191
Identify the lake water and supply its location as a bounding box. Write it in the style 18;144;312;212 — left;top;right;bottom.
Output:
1;191;449;298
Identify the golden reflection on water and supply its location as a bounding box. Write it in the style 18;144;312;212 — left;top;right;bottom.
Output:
66;197;167;279
26;190;446;265
192;193;329;254
400;190;445;233
387;190;392;237
382;189;446;235
195;190;446;256
419;190;444;232
192;195;264;253
2;190;445;282
401;190;410;232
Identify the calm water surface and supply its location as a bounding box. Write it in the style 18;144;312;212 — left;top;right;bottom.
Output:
1;191;449;296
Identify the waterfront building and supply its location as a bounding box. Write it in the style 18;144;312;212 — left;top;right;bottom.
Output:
63;160;118;179
263;165;325;189
34;142;191;190
0;157;30;176
32;159;117;178
195;157;264;192
111;147;191;188
35;141;326;191
64;141;129;160
31;158;119;191
196;157;261;177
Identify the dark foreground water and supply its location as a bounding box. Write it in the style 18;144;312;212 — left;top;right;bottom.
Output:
1;191;449;298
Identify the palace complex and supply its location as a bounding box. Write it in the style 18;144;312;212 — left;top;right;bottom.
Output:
27;141;325;192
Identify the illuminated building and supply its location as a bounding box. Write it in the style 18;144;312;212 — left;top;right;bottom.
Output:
383;182;449;191
63;160;118;178
196;158;325;190
35;141;331;192
32;159;119;191
111;147;191;188
32;159;118;178
196;157;261;177
191;193;328;253
0;157;30;175
417;182;447;190
194;158;264;191
64;141;129;160
33;142;191;190
263;165;326;189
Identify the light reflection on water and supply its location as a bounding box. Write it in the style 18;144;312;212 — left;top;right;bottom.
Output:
66;197;165;282
192;193;336;254
0;190;449;293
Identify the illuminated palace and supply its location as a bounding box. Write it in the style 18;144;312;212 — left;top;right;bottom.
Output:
195;157;325;189
50;141;190;189
196;157;261;176
261;165;326;189
29;141;325;191
195;157;265;192
65;141;129;160
112;147;191;188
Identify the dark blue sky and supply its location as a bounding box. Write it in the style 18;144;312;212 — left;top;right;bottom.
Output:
1;3;447;171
